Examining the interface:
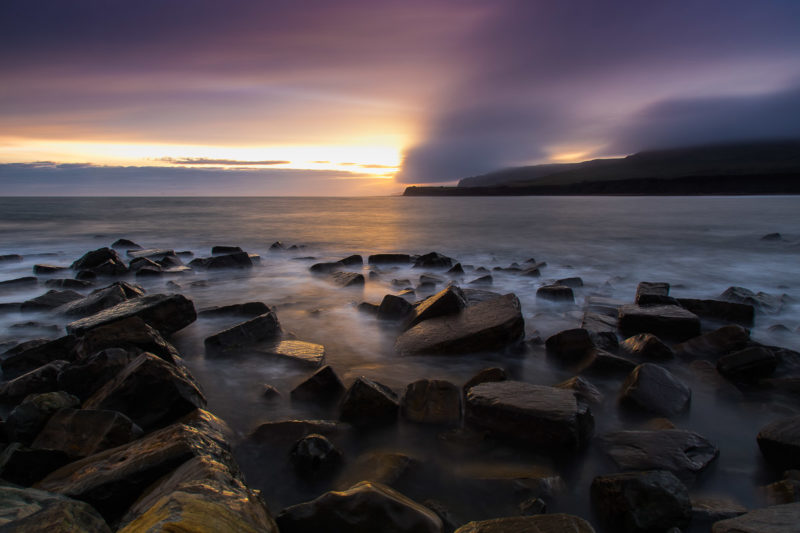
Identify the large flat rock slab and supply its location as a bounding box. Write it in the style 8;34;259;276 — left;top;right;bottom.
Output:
618;304;701;342
465;381;594;451
252;340;325;367
395;294;524;355
712;502;800;532
66;294;196;336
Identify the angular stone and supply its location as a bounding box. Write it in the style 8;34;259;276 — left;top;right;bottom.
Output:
126;248;175;260
677;298;755;327
56;282;140;318
32;408;143;459
0;485;111;532
291;365;345;403
757;416;800;470
0;360;69;402
717;346;777;381
290;433;343;477
204;311;281;353
335;452;420;491
454;514;595;533
465;381;594;451
368;253;411;265
618;304;701;341
620;364;691;416
211;245;243;255
66;293;196;336
358;301;379;315
395;294;524;355
71;248;127;275
0;276;38;292
554;376;604;405
691;496;747;523
0;253;23;262
557;277;584;288
636;281;677;306
340;377;399;427
190;251;253;269
404;285;467;330
673;325;750;360
0;335;76;378
198;301;270;318
599;429;719;483
762;478;800;505
447;263;464;275
35;420;233;524
619;333;674;360
591;470;690;533
310;261;343;274
5;391;80;445
377;294;414;321
33;264;68;275
720;286;784;314
413;252;453;269
711;502;800;533
21;289;83;311
275;481;442;533
75;316;181;364
339;254;363;266
468;275;493;285
44;278;93;290
578;349;637;375
0;444;72;485
330;271;365;287
401;379;460;425
84;352;206;431
252;340;325;367
545;328;594;363
462;367;507;394
56;348;138;401
111;238;141;251
536;284;574;303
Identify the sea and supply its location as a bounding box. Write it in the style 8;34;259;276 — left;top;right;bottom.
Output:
1;195;799;529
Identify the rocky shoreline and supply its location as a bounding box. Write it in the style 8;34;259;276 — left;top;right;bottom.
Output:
0;242;799;532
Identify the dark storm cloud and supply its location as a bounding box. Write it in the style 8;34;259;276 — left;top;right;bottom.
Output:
398;1;800;182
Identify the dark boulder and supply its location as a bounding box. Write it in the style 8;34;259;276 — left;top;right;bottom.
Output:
190;251;253;269
335;452;421;492
275;481;442;533
0;485;111;532
358;301;380;315
717;346;777;382
557;276;584;288
368;253;411;265
247;419;351;449
21;289;82;312
56;282;143;318
377;294;414;321
310;261;343;274
111;238;141;251
290;433;343;477
413;252;453;269
468;275;493;286
720;286;784;314
545;328;594;363
674;324;750;360
66;293;197;336
0;444;72;486
57;348;138;401
4;391;80;445
761;232;782;241
635;281;678;306
31;408;143;458
71;248;128;275
32;264;67;275
677;298;754;327
330;271;365;287
0;360;69;402
711;502;800;533
462;367;507;394
757;416;800;471
591;470;690;533
536;284;574;303
555;376;605;405
0;276;38;292
465;381;594;451
211;245;243;255
578;350;637;376
75;316;181;364
291;365;346;403
618;304;701;342
83;352;206;431
198;301;270;318
204;311;282;353
0;254;23;262
44;278;93;290
125;248;175;260
401;379;461;425
620;363;691;416
1;335;77;379
339;377;399;427
447;263;464;275
403;284;467;330
339;254;363;266
395;294;524;355
620;333;674;361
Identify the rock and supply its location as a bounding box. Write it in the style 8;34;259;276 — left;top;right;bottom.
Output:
252;340;325;367
56;282;143;318
115;455;277;533
554;376;604;405
31;408;143;458
447;263;464;275
521;266;541;277
134;266;162;277
275;481;442;533
66;293;196;336
676;298;755;327
111;238;141;250
691;496;747;523
211;245;243;255
0;335;77;378
620;333;674;360
591;470;690;533
35;419;234;524
330;271;365;287
75;316;181;363
618;304;701;342
545;328;594;363
688;360;743;401
0;444;72;485
83;352;206;431
368;270;380;281
358;301;379;315
339;254;363;266
291;365;345;403
469;275;493;285
582;311;620;352
636;281;678;306
204;311;282;353
454;514;595;533
0;276;38;292
620;363;691;416
0;485;111;532
452;461;565;503
599;429;719;483
762;232;782;241
198;301;271;318
0;360;69;402
719;286;784;314
757;416;800;470
519;497;547;515
462;367;507;394
126;248;175;260
290;433;343;477
339;377;399;427
392;278;413;288
310;261;343;274
247;419;350;449
414;252;453;269
401;379;461;425
404;285;467;330
369;254;411;265
269;241;285;251
578;349;637;375
377;294;414;321
71;248;128;275
44;278;93;290
335;452;420;491
711;502;800;532
673;325;750;360
20;289;82;312
395;294;524;355
56;348;138;401
465;381;594;451
762;477;800;505
262;384;281;399
75;270;97;281
4;391;80;444
0;253;23;262
536;284;574;303
717;346;777;381
32;264;67;275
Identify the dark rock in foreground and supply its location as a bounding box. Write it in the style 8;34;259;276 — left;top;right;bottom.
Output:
56;348;138;401
757;416;800;471
291;365;346;403
0;360;69;402
618;304;701;341
330;271;365;287
276;481;442;533
377;294;414;321
711;502;800;532
369;253;411;265
619;363;691;416
204;311;281;353
454;514;596;533
545;328;594;363
674;324;750;360
619;333;674;360
401;379;461;425
591;470;690;533
1;335;77;379
403;284;467;330
0;484;111;532
21;289;83;311
677;298;755;326
290;433;343;477
465;381;594;451
66;293;196;336
5;391;80;445
717;346;777;381
57;282;144;318
339;377;399;427
635;281;678;306
31;408;143;459
395;294;524;355
198;301;271;317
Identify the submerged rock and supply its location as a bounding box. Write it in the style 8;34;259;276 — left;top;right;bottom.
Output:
290;433;343;477
465;381;594;451
545;328;594;363
198;301;271;318
368;253;411;265
395;294;524;355
454;514;595;533
401;379;461;425
21;289;82;312
719;286;785;314
618;304;701;342
190;251;253;269
554;376;604;405
635;281;677;306
377;294;415;321
413;252;454;269
5;391;81;445
691;496;748;523
619;363;691;416
536;284;574;303
0;276;38;292
674;324;750;360
717;346;777;381
0;485;111;532
340;377;399;427
335;452;420;491
275;481;442;533
330;271;365;287
66;293;196;336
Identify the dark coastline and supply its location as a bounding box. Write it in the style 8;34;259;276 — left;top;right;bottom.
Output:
404;174;800;196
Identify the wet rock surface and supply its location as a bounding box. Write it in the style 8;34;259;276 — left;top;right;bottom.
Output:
454;514;596;533
619;363;691;416
618;304;701;341
711;502;800;532
66;293;196;336
757;416;800;471
339;377;399;427
401;379;461;425
0;485;111;532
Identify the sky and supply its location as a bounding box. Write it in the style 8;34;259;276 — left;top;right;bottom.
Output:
2;0;799;195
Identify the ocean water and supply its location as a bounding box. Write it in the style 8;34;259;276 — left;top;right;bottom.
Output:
1;195;799;529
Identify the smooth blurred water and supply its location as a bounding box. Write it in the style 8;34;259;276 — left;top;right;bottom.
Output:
1;196;799;529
